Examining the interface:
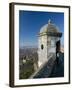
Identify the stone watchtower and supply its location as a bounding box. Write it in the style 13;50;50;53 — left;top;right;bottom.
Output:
38;20;62;67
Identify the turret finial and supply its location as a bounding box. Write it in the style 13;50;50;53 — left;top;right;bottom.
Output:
48;19;51;24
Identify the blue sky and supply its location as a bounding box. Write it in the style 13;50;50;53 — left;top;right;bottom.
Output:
19;10;64;47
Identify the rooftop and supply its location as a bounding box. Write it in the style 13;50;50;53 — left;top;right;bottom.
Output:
40;19;59;34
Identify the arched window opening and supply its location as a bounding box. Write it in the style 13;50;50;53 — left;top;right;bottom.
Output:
41;44;44;50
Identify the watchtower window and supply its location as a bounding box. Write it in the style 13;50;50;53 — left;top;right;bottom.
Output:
41;44;44;50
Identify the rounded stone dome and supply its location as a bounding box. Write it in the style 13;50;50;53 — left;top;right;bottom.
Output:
40;20;59;33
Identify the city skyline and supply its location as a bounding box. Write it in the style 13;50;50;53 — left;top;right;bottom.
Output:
19;10;64;48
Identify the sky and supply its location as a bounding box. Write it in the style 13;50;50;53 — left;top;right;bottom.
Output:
19;10;64;47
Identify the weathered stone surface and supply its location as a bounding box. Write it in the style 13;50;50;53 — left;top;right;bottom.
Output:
29;52;64;78
29;54;56;78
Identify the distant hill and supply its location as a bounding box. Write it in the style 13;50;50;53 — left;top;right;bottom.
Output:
20;45;38;49
19;46;38;61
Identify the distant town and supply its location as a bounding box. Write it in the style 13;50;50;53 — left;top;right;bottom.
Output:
19;46;38;79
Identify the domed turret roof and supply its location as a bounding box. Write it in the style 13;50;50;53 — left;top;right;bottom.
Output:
40;19;59;34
